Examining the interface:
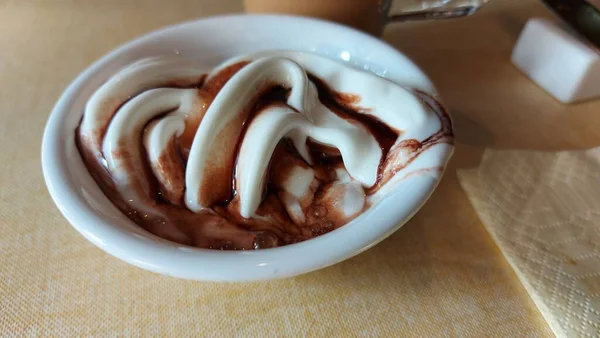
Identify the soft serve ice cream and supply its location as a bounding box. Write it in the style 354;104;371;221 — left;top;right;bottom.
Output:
76;50;453;250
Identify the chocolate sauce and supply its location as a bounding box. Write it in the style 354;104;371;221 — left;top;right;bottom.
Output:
76;61;453;250
202;62;249;97
369;90;454;192
305;138;343;167
307;74;398;154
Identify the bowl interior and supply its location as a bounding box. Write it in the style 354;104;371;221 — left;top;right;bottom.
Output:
43;14;445;281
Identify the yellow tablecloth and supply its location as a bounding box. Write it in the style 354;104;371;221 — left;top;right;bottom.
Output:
5;0;597;336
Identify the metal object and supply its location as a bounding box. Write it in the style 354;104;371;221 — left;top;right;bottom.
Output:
541;0;600;49
384;0;490;22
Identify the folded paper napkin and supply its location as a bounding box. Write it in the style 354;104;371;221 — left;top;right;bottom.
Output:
458;147;600;337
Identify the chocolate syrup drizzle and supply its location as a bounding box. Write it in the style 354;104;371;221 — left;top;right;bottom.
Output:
76;62;453;250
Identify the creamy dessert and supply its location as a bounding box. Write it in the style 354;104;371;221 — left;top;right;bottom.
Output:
76;50;453;250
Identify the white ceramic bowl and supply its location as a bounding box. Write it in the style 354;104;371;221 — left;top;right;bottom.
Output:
42;14;451;282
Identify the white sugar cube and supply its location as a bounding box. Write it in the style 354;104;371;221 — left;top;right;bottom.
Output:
511;18;600;104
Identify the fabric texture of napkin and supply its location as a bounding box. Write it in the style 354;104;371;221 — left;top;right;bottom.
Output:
459;148;600;337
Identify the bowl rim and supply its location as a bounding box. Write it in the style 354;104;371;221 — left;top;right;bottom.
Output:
41;13;449;282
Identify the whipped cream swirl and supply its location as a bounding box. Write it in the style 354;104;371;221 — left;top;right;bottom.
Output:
77;50;453;249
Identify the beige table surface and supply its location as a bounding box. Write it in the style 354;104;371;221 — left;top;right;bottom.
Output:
2;0;599;336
